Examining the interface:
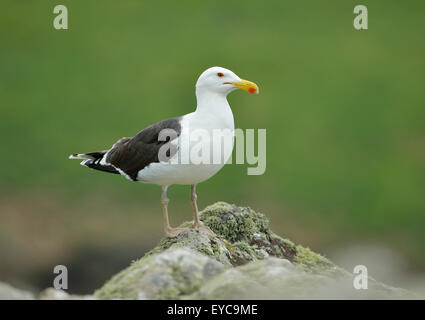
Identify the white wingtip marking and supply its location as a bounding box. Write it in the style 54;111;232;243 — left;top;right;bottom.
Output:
69;154;85;160
80;159;90;166
69;153;93;160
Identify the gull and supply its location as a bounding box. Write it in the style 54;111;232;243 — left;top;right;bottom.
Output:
69;66;259;238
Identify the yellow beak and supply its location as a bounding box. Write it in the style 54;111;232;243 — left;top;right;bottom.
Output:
228;79;259;94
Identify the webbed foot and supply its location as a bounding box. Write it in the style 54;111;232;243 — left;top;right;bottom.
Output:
165;227;191;238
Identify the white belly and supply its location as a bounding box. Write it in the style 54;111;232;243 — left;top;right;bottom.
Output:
138;162;227;186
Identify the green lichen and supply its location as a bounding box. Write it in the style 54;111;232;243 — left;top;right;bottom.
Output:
196;202;302;266
196;243;215;257
200;202;269;243
233;241;255;255
293;245;337;274
139;202;306;268
94;255;152;299
230;241;257;265
158;286;180;300
95;247;225;300
166;265;196;297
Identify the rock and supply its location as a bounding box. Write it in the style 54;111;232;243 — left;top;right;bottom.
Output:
186;257;413;299
93;202;416;299
2;202;415;299
95;248;224;299
132;202;300;268
0;282;34;300
39;288;96;300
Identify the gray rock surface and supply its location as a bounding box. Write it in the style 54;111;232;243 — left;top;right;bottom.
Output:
95;247;224;299
39;288;96;300
0;282;34;300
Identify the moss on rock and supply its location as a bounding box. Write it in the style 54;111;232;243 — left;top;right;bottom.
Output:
294;246;335;273
92;202;415;300
128;202;300;269
200;202;268;243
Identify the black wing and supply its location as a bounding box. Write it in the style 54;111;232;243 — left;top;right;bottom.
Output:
105;117;182;181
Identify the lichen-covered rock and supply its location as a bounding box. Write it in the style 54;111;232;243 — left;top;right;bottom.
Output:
95;248;224;299
142;202;302;269
185;258;301;299
0;282;34;300
186;258;413;299
93;202;415;300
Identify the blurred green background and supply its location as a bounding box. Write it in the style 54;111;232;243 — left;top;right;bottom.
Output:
1;1;424;293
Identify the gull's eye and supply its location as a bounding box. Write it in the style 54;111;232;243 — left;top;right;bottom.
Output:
217;72;224;77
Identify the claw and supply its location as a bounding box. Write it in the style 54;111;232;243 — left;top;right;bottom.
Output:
194;224;216;236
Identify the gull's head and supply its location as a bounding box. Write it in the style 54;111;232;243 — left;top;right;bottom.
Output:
196;66;259;96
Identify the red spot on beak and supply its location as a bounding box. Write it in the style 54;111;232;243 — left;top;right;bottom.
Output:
248;88;256;94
